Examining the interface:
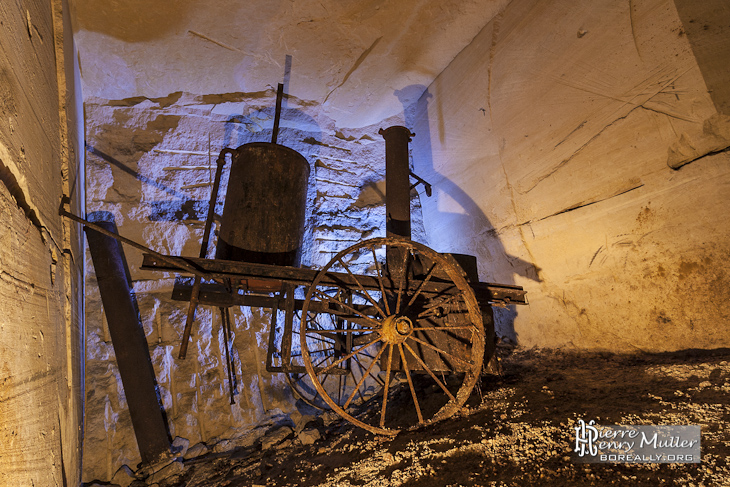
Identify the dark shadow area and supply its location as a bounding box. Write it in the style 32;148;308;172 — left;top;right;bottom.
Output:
673;0;730;115
86;143;189;200
86;144;204;222
395;85;541;342
86;100;322;230
72;0;193;42
147;199;208;222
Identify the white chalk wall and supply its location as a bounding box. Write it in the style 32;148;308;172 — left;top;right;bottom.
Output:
81;92;427;481
0;0;85;485
412;0;730;351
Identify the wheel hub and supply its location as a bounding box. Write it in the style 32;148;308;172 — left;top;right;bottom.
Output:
380;315;412;344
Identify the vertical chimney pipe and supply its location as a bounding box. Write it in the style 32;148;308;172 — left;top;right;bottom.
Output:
379;126;414;240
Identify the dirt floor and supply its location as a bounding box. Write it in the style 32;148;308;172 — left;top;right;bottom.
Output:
135;347;730;486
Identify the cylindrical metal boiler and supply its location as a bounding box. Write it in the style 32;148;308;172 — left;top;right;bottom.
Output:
216;142;310;267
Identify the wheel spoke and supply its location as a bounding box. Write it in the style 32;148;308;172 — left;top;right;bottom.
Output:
313;289;382;328
371;246;391;315
316;334;382;375
406;335;474;367
352;352;386;387
417;294;464;318
337;257;387;319
380;343;394;428
404;262;438;313
344;344;387;409
289;347;335;357
348;366;367;405
398;343;423;424
403;341;455;402
307;328;375;334
328;314;379;330
299;237;484;436
421;293;462;310
411;326;476;331
305;333;336;345
313;353;332;369
395;249;409;314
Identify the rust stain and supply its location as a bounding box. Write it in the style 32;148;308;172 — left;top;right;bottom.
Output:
636;206;653;225
678;260;700;280
655;310;672;325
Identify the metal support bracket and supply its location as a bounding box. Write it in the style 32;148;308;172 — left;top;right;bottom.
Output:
409;171;432;197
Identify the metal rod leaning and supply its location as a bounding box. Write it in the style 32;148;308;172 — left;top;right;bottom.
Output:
179;148;235;358
271;83;284;144
59;200;205;278
220;307;237;404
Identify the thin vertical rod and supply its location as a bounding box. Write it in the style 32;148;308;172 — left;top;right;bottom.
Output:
220;307;236;404
271;83;284;144
179;148;235;359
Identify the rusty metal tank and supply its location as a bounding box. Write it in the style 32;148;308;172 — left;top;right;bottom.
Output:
216;142;310;267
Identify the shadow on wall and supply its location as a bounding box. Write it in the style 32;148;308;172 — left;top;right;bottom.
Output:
72;0;193;42
396;85;541;342
85;144;208;222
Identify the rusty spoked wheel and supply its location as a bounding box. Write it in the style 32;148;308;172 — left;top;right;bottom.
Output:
300;237;485;436
286;300;384;411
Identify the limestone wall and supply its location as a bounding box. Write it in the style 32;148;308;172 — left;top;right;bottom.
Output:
0;0;84;486
412;0;730;351
80;92;427;481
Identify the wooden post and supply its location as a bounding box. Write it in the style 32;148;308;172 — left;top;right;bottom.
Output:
85;212;171;465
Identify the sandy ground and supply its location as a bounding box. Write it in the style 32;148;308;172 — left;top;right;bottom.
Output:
116;347;730;486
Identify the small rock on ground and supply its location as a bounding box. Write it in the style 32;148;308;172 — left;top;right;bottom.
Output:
298;428;321;445
112;464;136;487
183;442;208;460
261;426;294;450
146;460;184;485
171;436;189;458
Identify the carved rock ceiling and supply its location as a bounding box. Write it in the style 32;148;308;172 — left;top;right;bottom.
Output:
69;0;507;127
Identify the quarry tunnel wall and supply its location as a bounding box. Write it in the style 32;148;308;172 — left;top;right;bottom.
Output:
412;0;730;352
0;0;85;485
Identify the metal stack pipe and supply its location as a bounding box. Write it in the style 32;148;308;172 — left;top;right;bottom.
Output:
379;126;414;240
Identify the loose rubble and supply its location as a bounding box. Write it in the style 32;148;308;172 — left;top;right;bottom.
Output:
82;348;730;486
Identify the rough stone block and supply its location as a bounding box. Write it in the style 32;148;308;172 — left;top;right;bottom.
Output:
145;459;184;485
298;428;321;446
183;442;209;460
261;426;294;450
171;436;190;458
112;465;136;487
